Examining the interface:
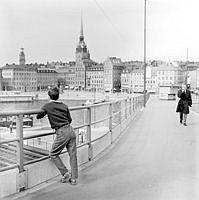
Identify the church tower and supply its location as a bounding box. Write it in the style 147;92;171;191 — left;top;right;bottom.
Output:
19;48;25;65
75;17;90;62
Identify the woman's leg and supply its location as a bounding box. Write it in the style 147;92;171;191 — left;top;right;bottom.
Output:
183;114;187;125
180;112;183;123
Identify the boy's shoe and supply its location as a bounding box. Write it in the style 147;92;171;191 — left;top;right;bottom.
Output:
69;178;77;185
60;172;71;183
183;123;187;126
180;119;182;123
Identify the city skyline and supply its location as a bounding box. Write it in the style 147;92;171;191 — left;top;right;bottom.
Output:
1;0;199;66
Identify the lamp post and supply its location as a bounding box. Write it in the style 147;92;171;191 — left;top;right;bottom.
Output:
185;48;189;85
143;0;147;107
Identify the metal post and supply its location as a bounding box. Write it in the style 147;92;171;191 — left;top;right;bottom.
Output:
125;99;127;119
87;107;92;161
129;98;132;116
132;97;135;113
16;115;24;173
109;103;113;143
143;0;147;107
119;102;122;133
138;96;140;108
185;48;189;85
16;115;27;192
135;97;137;111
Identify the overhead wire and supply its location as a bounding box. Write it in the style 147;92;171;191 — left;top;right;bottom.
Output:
92;0;129;44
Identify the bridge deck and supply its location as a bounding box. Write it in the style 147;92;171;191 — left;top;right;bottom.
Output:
6;96;199;200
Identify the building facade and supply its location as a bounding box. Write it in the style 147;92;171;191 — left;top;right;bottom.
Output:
156;64;186;88
104;57;123;91
2;64;37;91
121;69;132;93
37;68;57;90
86;63;104;92
55;62;76;88
55;63;70;86
189;66;199;89
2;48;38;92
121;61;145;93
0;68;2;90
146;66;158;93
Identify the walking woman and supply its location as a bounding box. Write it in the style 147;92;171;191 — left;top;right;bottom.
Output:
176;84;192;126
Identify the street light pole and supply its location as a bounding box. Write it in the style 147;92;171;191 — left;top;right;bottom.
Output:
143;0;147;107
185;48;189;85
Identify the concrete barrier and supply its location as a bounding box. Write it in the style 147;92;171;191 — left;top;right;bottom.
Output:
0;169;17;198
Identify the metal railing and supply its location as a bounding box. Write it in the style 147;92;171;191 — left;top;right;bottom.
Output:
0;93;149;175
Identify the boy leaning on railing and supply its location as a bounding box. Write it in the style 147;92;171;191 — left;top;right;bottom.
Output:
36;86;78;185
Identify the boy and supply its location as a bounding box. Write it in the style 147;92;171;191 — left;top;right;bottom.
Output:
36;86;78;185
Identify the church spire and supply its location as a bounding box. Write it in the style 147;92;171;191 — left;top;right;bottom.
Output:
80;15;84;42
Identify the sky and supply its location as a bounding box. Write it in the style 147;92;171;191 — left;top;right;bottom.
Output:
1;0;199;66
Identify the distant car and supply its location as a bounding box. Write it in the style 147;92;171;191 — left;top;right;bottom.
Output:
148;89;156;94
105;88;111;92
113;88;121;93
70;86;74;90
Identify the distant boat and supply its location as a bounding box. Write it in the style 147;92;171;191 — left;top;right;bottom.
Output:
82;99;106;106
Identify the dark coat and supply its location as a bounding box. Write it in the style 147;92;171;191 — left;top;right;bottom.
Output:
176;89;192;114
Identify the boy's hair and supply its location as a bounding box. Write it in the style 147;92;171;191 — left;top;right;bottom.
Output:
48;87;59;100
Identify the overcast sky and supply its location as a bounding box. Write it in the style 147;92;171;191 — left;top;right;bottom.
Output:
1;0;199;66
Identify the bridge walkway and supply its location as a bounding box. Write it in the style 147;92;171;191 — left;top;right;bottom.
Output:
6;96;199;200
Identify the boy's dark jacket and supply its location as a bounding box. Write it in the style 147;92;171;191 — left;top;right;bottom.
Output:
36;101;72;130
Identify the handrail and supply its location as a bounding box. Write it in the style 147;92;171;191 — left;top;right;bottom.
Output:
0;97;129;116
0;138;19;145
0;101;112;116
0;93;149;175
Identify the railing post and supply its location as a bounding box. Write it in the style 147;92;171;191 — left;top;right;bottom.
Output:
139;96;141;108
132;97;135;113
119;102;122;133
16;115;27;192
125;99;127;120
87;107;92;161
129;98;132;117
136;97;138;110
109;103;113;143
16;115;24;173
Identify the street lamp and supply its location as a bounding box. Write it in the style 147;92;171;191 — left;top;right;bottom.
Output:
143;0;147;107
185;48;189;85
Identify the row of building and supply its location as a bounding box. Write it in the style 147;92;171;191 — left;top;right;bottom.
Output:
1;19;199;93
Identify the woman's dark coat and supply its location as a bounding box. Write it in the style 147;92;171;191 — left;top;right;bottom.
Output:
176;89;192;114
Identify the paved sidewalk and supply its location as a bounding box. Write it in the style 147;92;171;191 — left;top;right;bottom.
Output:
5;96;199;200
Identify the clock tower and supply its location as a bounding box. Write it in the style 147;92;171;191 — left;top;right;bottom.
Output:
19;48;25;65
